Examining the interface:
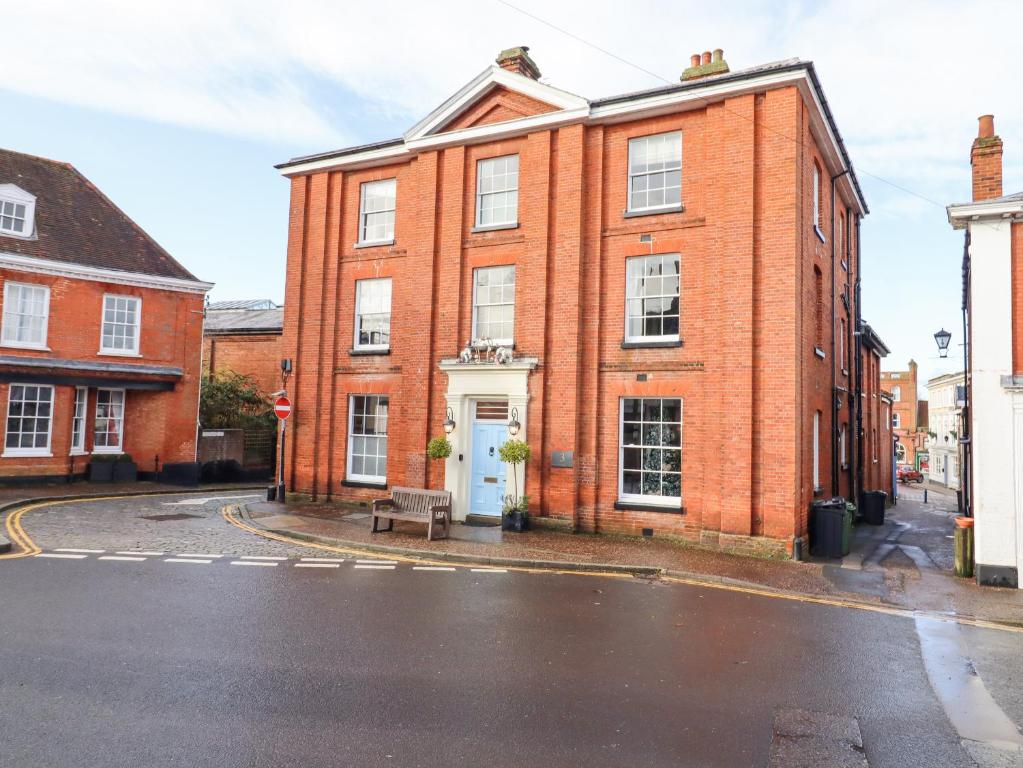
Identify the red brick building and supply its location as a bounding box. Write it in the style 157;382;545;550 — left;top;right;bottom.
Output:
202;300;284;395
880;359;926;469
276;48;890;555
0;149;211;482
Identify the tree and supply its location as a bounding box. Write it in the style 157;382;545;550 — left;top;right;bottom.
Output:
199;371;275;431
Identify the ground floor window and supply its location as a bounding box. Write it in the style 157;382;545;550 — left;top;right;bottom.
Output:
348;395;388;483
619;397;682;505
71;386;88;454
94;388;125;453
4;383;53;456
895;443;906;463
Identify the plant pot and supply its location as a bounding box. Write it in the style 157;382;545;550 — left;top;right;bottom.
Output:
111;461;138;483
501;510;529;533
88;461;115;483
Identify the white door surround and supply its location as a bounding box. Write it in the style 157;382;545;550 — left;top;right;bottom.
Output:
439;357;537;522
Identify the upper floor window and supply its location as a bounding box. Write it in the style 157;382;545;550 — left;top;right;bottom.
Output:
472;265;515;344
0;184;36;238
625;254;680;342
892;412;901;430
813;266;824;349
100;294;141;355
1;282;49;349
812;162;822;234
837;212;845;259
476;155;518;228
628;132;681;213
354;278;392;351
892;385;901;402
4;383;53;456
359;179;396;244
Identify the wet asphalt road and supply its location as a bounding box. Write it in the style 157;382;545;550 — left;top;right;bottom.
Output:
0;494;1018;767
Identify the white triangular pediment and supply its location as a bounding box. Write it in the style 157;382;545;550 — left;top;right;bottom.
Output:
0;183;36;204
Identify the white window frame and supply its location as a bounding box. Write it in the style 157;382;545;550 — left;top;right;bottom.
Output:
471;265;515;345
839;424;847;466
3;383;54;457
618;396;683;506
475;155;519;229
627;132;682;214
70;386;88;455
99;294;142;356
1;281;50;350
353;278;392;351
625;254;680;343
891;385;901;402
0;184;36;239
812;163;822;232
812;410;821;489
358;179;396;245
346;394;389;484
892;412;901;430
93;388;125;454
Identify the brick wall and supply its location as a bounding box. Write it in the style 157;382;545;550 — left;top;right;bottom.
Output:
203;332;283;395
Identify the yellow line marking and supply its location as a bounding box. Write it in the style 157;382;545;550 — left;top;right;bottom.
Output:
221;505;1023;635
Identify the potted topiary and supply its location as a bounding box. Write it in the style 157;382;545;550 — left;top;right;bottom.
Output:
498;438;531;532
111;453;138;482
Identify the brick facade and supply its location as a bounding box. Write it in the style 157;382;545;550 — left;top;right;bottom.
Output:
881;360;926;469
276;52;887;555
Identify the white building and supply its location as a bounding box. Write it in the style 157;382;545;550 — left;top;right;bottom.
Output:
926;372;965;490
947;115;1023;588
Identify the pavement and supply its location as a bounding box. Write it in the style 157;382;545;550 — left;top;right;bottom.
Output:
1;491;1022;767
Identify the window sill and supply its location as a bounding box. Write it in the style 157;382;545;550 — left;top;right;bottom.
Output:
92;447;124;455
814;347;826;359
2;451;53;458
97;350;142;358
69;450;90;457
621;339;683;350
623;203;684;219
0;342;51;352
342;479;388;490
614;500;685;514
471;222;519;234
349;348;391;357
354;239;395;250
814;225;826;243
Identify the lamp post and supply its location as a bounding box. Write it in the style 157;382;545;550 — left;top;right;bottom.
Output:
934;328;952;359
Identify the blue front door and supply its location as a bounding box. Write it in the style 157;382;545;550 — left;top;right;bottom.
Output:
470;422;507;516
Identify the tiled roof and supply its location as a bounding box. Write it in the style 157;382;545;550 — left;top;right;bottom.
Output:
0;148;197;281
204;307;284;334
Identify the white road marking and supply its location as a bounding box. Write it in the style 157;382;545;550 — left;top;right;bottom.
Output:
230;560;277;567
413;566;457;571
300;557;345;563
178;553;224;559
161;494;262;507
240;555;288;561
354;564;396;570
471;568;507;573
54;548;105;554
36;553;87;559
356;559;397;565
98;555;147;562
164;558;212;564
295;563;340;569
116;551;164;556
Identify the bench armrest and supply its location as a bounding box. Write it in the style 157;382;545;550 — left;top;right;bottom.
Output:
430;504;450;516
372;498;396;512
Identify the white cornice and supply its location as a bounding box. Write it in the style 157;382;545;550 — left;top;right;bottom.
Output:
947;199;1023;228
0;252;214;294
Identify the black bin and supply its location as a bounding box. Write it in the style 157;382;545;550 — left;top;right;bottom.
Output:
810;497;848;558
861;490;887;526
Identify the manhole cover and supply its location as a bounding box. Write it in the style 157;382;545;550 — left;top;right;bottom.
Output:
140;513;201;522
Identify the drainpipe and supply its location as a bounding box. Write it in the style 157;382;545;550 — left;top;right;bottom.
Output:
961;230;972;516
853;215;864;507
830;171;849;497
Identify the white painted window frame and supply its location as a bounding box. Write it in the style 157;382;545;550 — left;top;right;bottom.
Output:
3;383;54;457
70;386;88;455
471;265;515;346
627;131;682;214
346;394;388;484
839;423;847;466
99;294;142;356
1;281;50;350
0;184;36;239
618;396;683;507
93;388;125;454
624;253;681;343
891;385;901;402
358;178;397;245
475;155;519;228
353;278;392;351
892;412;901;430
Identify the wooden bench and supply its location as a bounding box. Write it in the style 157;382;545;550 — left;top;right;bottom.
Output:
371;487;452;541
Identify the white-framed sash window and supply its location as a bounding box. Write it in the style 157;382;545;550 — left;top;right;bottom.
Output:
4;383;54;456
354;278;392;350
627;132;682;213
1;281;50;349
100;294;141;355
619;397;682;505
476;155;519;228
93;388;125;453
359;179;396;244
472;265;515;344
347;395;388;484
625;254;680;342
813;410;821;488
71;386;88;454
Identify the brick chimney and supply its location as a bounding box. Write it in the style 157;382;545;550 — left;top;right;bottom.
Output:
496;46;541;80
972;114;1003;201
681;48;729;81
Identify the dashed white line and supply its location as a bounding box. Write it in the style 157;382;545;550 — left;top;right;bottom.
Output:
98;555;147;562
294;563;341;569
240;555;288;561
116;550;164;556
230;560;277;567
178;553;223;559
164;558;212;564
471;568;507;573
54;548;105;554
300;557;346;563
356;559;397;565
36;553;88;559
354;564;396;570
413;566;457;571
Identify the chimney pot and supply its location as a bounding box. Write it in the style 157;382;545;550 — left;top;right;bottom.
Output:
702;51;712;65
978;114;995;139
713;48;723;63
690;54;701;67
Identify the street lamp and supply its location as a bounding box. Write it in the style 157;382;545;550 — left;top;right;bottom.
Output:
934;328;952;359
443;407;456;435
507;407;521;436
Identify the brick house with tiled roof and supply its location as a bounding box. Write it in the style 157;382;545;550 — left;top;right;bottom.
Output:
276;47;891;556
0;148;212;482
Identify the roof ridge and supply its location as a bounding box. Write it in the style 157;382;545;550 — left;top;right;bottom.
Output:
0;146;73;169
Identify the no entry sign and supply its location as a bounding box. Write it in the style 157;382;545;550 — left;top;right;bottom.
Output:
273;396;292;421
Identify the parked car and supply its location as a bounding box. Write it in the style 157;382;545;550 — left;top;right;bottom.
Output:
897;465;924;483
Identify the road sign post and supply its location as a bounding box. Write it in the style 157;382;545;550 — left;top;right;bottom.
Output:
274;395;292;503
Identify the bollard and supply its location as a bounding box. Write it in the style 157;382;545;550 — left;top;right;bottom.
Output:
924;488;928;504
954;517;974;578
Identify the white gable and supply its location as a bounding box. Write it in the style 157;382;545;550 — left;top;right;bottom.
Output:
0;183;37;239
